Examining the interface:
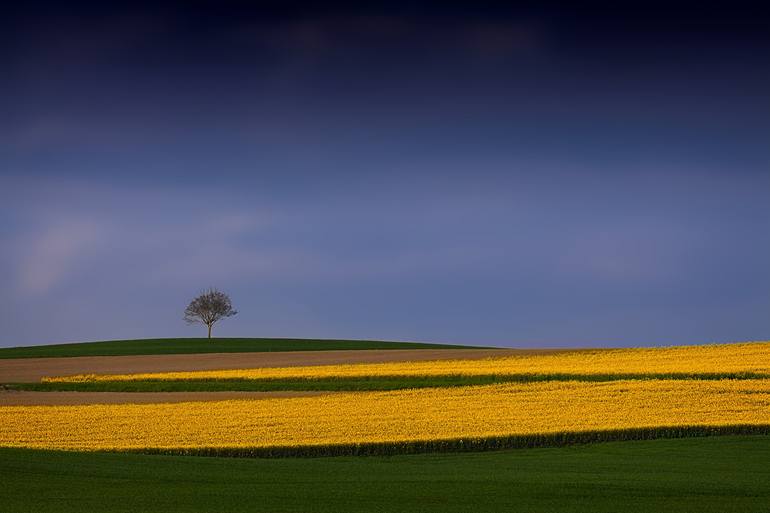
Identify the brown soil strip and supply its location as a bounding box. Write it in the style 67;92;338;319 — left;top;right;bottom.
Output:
0;390;331;406
0;348;569;383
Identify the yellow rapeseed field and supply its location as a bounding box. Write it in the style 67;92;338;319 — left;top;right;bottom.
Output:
3;379;770;452
46;341;770;382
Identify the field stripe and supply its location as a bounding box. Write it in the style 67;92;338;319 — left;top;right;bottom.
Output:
45;341;770;383
0;348;525;383
10;372;770;393
3;380;770;454
0;390;333;406
130;425;770;458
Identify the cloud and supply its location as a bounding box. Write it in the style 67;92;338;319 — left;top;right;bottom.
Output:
18;219;103;295
0;169;767;348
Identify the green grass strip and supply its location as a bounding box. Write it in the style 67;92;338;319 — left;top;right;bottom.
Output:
8;372;770;392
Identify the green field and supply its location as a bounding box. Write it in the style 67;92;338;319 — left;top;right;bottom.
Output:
0;337;476;359
2;436;770;513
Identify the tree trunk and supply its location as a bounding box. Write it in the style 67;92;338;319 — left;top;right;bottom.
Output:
208;323;212;339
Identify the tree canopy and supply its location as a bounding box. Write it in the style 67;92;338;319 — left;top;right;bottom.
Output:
184;288;237;338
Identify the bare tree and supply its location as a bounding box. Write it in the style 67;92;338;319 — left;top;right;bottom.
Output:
184;288;237;339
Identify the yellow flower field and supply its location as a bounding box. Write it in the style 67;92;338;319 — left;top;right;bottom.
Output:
3;379;770;452
46;341;770;382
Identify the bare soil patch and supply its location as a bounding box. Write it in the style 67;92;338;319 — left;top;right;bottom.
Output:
0;348;566;383
0;390;330;406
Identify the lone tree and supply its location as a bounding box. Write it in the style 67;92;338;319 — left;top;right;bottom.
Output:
184;288;237;339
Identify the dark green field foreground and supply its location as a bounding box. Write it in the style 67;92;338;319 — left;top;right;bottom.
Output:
0;338;474;359
3;436;770;513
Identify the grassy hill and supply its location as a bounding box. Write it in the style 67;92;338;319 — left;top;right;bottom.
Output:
2;436;769;513
0;337;479;359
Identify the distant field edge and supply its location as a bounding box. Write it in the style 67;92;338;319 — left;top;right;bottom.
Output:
118;424;770;458
0;337;485;359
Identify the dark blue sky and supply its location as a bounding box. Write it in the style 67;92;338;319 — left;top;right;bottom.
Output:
1;2;769;347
